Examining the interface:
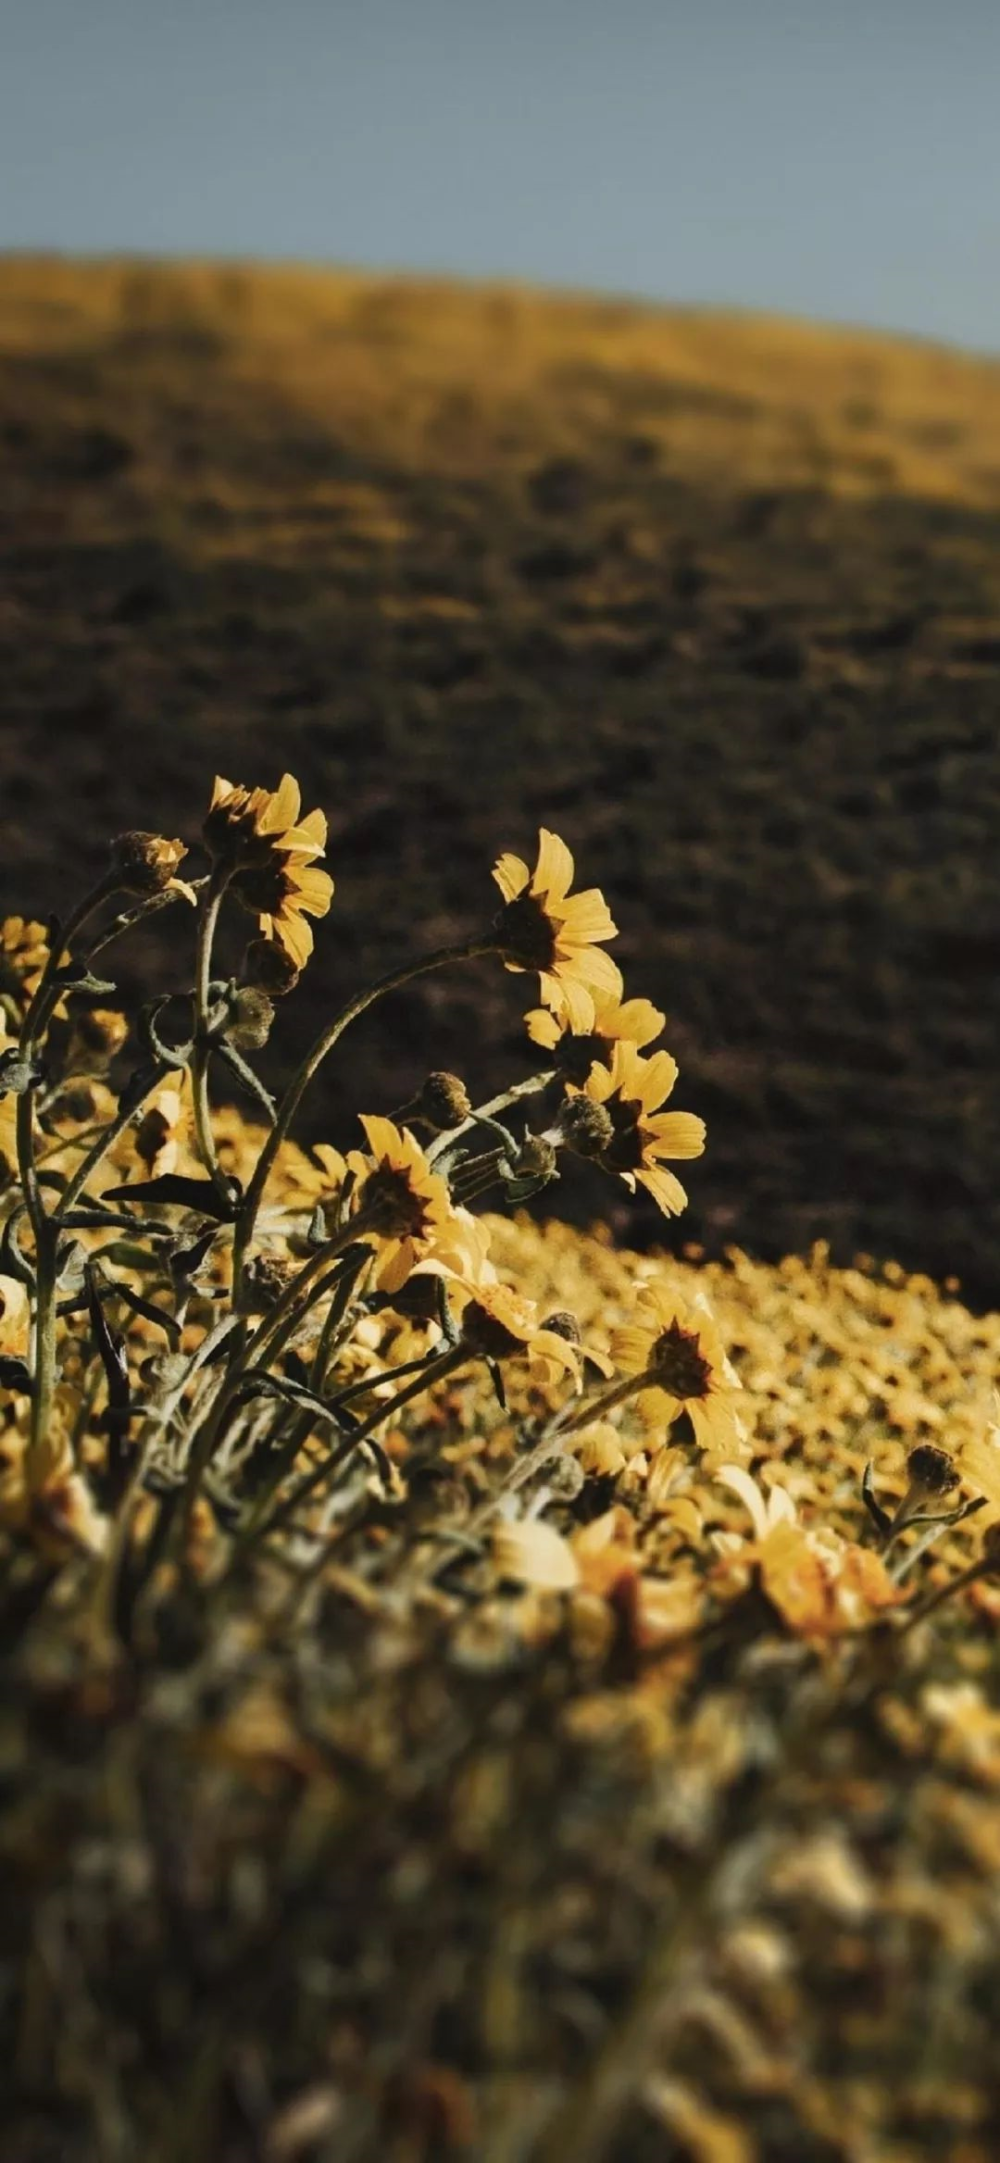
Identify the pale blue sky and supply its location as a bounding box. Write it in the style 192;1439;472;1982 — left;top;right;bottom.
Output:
2;0;999;350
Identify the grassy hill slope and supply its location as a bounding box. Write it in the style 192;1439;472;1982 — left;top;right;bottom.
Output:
2;258;1000;1294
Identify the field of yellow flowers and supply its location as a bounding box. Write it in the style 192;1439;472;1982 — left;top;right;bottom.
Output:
3;776;1000;2162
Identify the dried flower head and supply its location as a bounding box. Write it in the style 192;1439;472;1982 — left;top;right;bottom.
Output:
224;986;275;1052
109;830;192;898
412;1072;473;1132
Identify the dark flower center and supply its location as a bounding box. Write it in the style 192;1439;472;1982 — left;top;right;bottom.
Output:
602;1098;647;1173
461;1301;523;1359
234;862;296;914
362;1166;431;1239
495;894;558;971
556;1031;612;1085
649;1321;713;1399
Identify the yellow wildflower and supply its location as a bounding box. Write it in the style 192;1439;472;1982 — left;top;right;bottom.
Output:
573;1040;705;1216
457;1278;584;1385
611;1281;745;1454
203;772;334;970
713;1464;902;1636
345;1116;472;1295
525;986;665;1082
492;828;621;1031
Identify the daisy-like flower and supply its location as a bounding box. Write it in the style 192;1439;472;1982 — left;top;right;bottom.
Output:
713;1464;902;1637
203;773;334;970
456;1279;585;1387
203;772;324;867
524;986;665;1084
565;1040;705;1216
610;1281;745;1454
492;829;622;1032
237;855;335;972
345;1115;476;1296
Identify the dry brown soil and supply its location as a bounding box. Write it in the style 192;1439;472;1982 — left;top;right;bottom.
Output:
2;258;1000;1298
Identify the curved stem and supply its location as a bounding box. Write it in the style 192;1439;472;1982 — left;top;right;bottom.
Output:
190;873;230;1197
232;937;498;1298
257;1342;470;1542
16;871;120;1487
58;1063;170;1216
182;1219;378;1518
19;871;120;1055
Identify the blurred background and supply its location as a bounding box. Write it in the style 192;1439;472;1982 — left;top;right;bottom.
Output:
2;0;1000;1297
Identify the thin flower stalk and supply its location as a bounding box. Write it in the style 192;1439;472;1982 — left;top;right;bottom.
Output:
232;937;499;1296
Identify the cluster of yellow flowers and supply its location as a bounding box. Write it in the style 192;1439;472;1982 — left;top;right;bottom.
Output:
6;771;1000;2163
0;771;995;1660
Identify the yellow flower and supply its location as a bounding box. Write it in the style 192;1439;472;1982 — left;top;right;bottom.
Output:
203;772;325;866
0;1275;29;1358
610;1281;745;1454
959;1401;1000;1523
203;773;334;971
524;986;666;1083
0;1426;108;1560
132;1083;191;1179
345;1116;473;1295
241;856;335;971
713;1464;903;1637
492;829;621;1031
456;1278;584;1386
0;917;69;1022
572;1040;705;1216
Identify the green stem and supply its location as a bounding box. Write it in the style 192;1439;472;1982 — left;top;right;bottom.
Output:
15;875;121;1487
226;1252;372;1558
257;1342;470;1542
426;1070;556;1167
57;1063;170;1215
182;1218;377;1517
190;873;230;1197
232;936;499;1299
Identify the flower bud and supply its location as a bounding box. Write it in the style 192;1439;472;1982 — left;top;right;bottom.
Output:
225;986;275;1051
238;1253;298;1315
413;1071;473;1131
542;1310;582;1344
512;1134;558;1183
905;1444;959;1498
557;1096;615;1159
110;831;188;895
242;938;301;998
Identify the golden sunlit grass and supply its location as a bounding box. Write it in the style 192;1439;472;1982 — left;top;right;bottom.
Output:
2;774;1000;2162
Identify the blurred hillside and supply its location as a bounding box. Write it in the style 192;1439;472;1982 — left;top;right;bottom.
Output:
2;257;999;1296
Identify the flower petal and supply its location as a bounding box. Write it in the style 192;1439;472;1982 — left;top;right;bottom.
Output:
492;852;530;902
532;830;575;906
